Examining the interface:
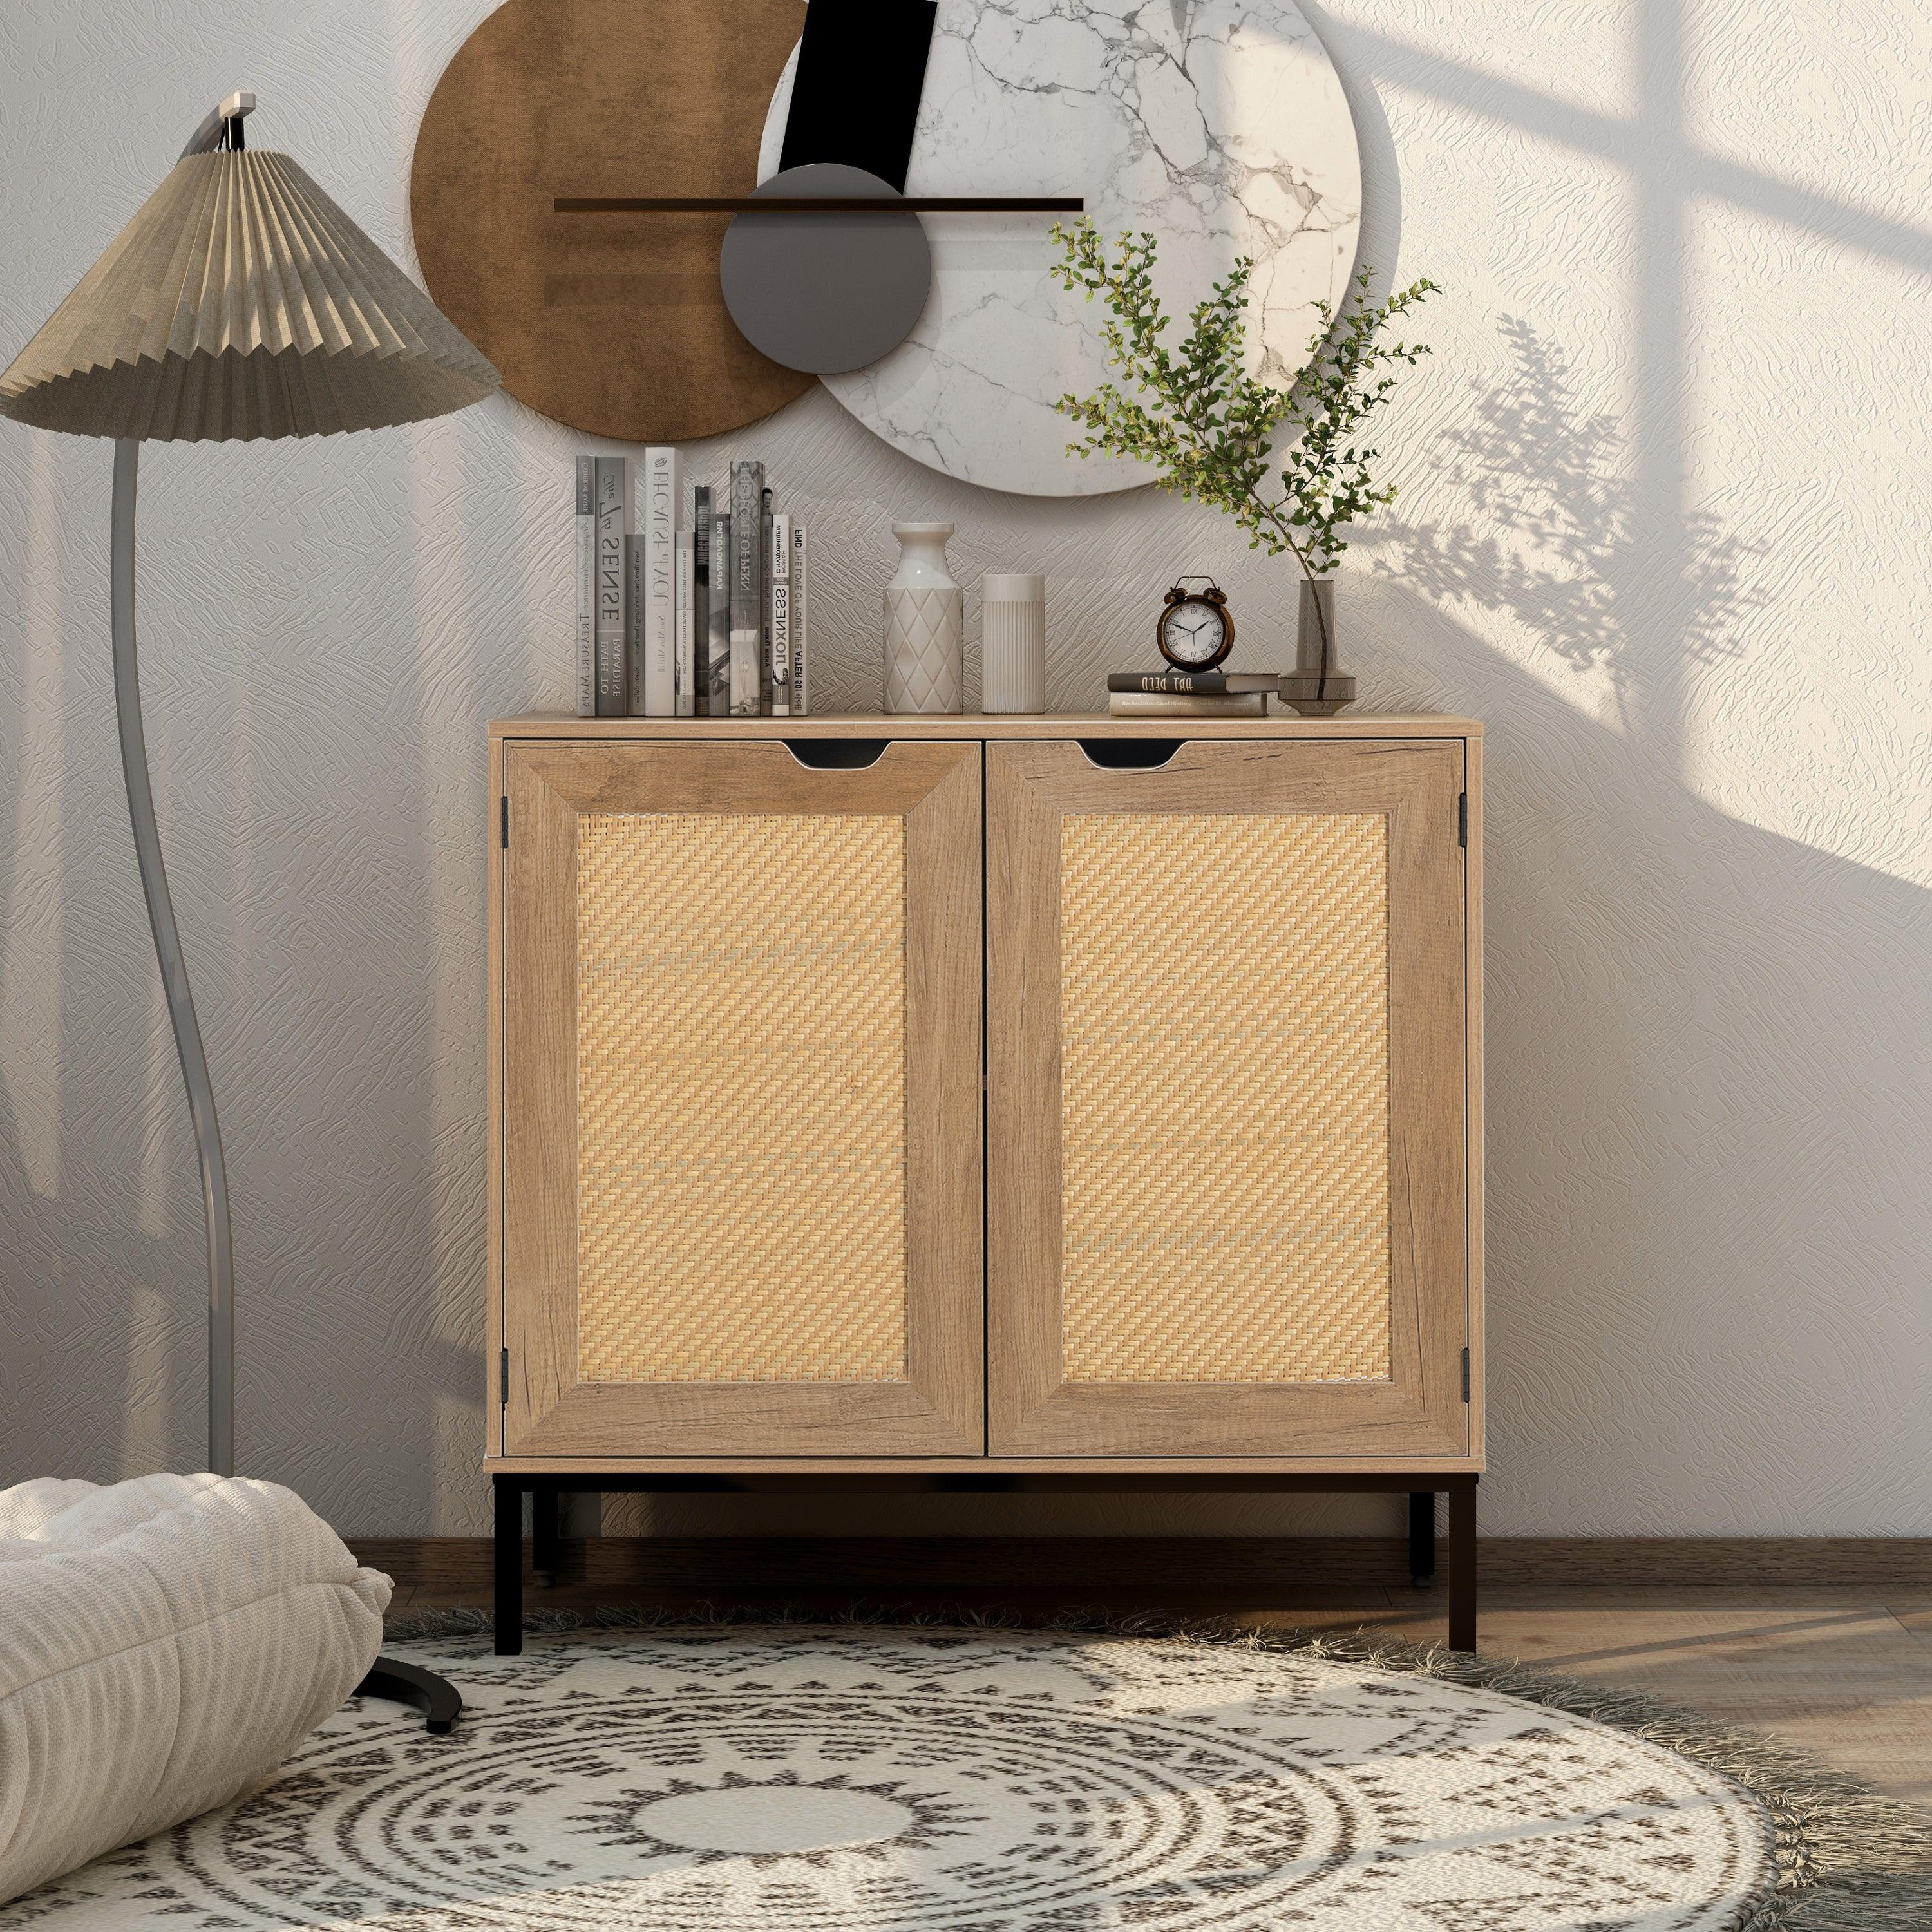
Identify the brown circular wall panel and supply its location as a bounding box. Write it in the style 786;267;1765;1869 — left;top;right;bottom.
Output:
410;0;814;443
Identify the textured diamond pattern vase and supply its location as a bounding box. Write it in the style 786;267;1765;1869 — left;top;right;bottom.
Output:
884;522;963;714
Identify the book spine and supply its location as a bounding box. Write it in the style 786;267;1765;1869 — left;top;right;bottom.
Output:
574;455;595;717
692;486;712;715
790;523;809;717
640;446;679;717
708;513;733;719
759;487;774;713
1104;670;1276;694
674;533;696;717
768;512;793;717
728;461;764;715
1108;690;1267;715
592;457;629;715
627;533;645;720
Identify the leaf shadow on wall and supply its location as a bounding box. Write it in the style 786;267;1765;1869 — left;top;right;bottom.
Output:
1352;318;1931;1534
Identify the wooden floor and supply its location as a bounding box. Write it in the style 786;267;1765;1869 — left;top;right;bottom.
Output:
390;1578;1932;1803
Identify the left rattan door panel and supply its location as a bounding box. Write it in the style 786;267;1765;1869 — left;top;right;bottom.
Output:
501;739;983;1457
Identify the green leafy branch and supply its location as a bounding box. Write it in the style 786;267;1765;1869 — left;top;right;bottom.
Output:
1049;218;1437;677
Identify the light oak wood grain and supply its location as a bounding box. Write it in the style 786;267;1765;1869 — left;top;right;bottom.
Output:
498;740;983;1457
491;714;1485;743
1463;732;1484;1459
486;734;505;1460
986;739;1470;1457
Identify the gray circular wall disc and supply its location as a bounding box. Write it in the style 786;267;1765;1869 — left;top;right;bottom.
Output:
719;163;931;376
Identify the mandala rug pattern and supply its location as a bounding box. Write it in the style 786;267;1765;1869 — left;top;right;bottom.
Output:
0;1624;1785;1929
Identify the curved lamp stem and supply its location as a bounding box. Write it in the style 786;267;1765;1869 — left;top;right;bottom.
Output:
111;437;234;1477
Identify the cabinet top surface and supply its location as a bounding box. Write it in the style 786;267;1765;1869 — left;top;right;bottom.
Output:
491;712;1483;741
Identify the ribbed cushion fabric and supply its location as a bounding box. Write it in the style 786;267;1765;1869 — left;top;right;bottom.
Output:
0;1473;388;1905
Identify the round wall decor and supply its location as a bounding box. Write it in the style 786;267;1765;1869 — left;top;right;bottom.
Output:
759;0;1363;497
410;0;1360;485
410;0;814;444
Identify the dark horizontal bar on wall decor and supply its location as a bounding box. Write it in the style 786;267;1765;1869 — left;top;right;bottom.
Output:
554;196;1086;213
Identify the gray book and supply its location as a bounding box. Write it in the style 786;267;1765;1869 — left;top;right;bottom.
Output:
708;512;732;719
759;486;774;713
592;456;629;715
674;532;696;717
728;461;764;715
626;533;646;723
791;522;810;717
574;455;595;717
692;486;713;715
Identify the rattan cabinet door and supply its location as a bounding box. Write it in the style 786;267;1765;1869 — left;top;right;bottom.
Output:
987;739;1469;1457
502;739;983;1457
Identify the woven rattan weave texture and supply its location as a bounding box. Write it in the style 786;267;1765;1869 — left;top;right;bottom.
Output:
574;813;909;1383
1058;811;1392;1383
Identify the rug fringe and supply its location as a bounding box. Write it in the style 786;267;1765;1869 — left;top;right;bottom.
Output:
383;1599;1932;1930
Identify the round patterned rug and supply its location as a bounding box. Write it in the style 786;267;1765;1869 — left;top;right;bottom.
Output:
5;1620;1924;1929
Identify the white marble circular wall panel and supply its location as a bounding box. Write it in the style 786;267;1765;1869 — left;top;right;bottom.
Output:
758;0;1361;497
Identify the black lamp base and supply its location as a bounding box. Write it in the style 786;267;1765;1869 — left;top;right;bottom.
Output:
355;1656;462;1735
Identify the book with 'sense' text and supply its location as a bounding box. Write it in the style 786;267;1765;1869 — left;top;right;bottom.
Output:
592;457;629;715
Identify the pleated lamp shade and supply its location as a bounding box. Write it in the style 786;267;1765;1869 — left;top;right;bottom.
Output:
0;150;499;440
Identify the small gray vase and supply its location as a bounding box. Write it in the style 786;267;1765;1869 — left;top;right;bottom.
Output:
1278;577;1358;717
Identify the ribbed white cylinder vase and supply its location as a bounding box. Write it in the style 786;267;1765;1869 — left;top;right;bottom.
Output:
981;573;1045;713
884;522;963;714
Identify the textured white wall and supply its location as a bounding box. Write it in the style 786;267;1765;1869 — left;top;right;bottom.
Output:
3;0;1927;1540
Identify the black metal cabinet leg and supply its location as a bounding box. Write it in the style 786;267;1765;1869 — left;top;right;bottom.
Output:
494;1477;524;1655
1407;1492;1437;1587
1447;1480;1478;1653
532;1485;564;1584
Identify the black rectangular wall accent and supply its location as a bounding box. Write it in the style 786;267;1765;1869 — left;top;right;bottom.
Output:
777;0;939;194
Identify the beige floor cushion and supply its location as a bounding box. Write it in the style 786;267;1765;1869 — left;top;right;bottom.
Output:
0;1472;389;1906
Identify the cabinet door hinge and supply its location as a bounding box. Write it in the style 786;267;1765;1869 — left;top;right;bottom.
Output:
1457;792;1468;848
500;795;509;848
500;1347;510;1406
1461;1346;1471;1403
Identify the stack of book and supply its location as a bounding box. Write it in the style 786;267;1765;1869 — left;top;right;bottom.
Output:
1106;671;1276;717
574;453;810;718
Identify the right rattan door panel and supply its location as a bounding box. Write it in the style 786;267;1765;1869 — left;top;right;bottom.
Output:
987;738;1468;1457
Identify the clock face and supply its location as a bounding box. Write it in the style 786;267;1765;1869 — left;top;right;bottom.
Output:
1160;600;1231;668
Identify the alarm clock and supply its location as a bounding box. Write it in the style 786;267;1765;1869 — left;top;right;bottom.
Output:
1155;580;1234;671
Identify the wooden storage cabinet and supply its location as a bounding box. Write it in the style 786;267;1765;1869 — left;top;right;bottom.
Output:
488;715;1482;1647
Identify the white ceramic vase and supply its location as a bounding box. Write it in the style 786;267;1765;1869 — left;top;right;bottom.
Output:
981;573;1046;713
884;522;963;714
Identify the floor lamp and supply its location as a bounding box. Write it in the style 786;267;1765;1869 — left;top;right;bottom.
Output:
0;93;500;1730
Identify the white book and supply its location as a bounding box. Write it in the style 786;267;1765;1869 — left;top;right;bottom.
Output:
790;523;809;717
573;455;594;717
674;533;696;717
639;445;680;717
768;511;792;718
708;511;733;719
1108;690;1268;716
